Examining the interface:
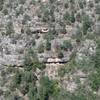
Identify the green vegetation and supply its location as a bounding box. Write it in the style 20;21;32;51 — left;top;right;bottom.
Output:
45;40;51;51
58;67;66;77
61;40;73;51
58;51;64;58
76;12;81;22
11;73;59;100
74;27;83;40
31;38;36;46
6;21;15;35
70;12;75;23
13;71;23;88
44;29;56;40
38;43;44;53
78;0;86;9
28;83;37;100
90;72;100;91
19;0;26;4
89;39;100;91
24;49;45;71
82;15;92;35
38;76;59;100
63;11;75;23
95;0;100;3
2;9;8;15
35;34;40;39
0;0;100;99
64;2;69;9
95;4;100;14
63;11;71;24
0;0;4;11
42;9;50;23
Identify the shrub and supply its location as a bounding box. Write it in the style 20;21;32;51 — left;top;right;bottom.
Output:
2;9;8;15
64;11;75;23
0;5;3;11
72;28;82;40
95;4;100;14
31;38;36;46
4;90;11;98
42;9;50;23
24;48;45;70
26;28;32;35
70;12;75;23
64;3;69;9
35;34;40;39
86;32;95;40
45;40;51;51
19;0;26;4
78;0;84;9
89;39;100;91
22;14;31;25
16;6;24;17
38;43;44;53
82;15;92;35
28;83;37;100
63;11;70;23
39;76;59;100
76;12;81;22
43;30;55;40
13;95;23;100
0;0;4;11
0;89;3;96
61;40;73;51
19;82;29;95
89;72;100;91
88;1;94;8
58;51;64;58
69;0;74;4
13;71;23;87
49;0;55;3
6;21;15;35
24;49;38;70
76;39;81;44
95;0;100;3
58;67;66;77
30;0;36;5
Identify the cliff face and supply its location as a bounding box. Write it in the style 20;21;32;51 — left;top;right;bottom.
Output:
0;0;38;66
0;0;99;67
0;0;100;99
